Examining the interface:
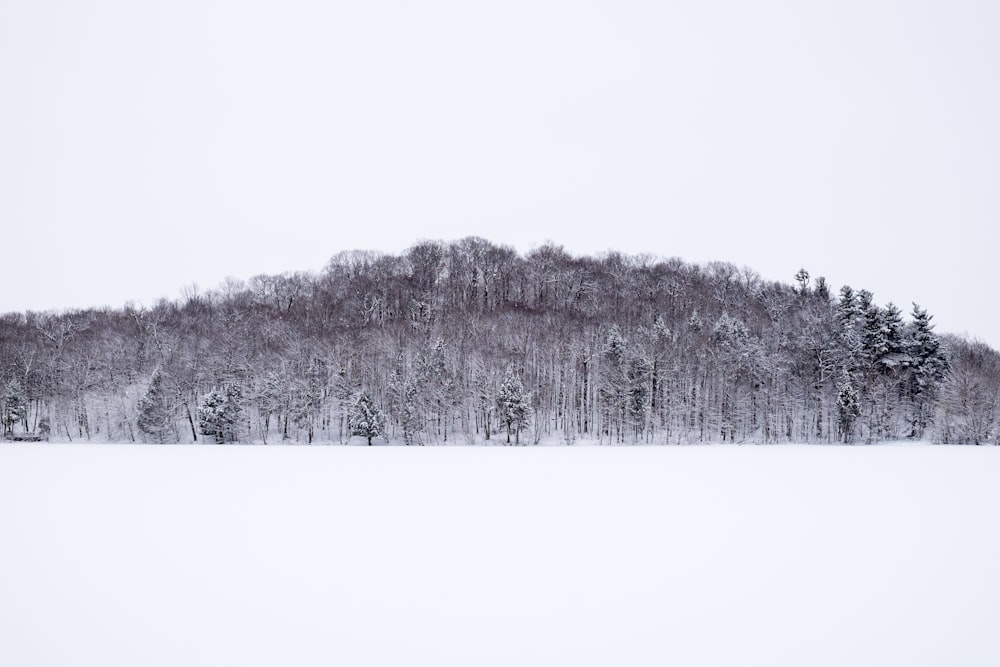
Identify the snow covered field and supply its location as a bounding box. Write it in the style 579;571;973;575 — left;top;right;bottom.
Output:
2;444;998;667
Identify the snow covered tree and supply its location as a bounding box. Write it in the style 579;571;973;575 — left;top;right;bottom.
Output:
256;371;289;443
712;313;757;367
599;327;629;441
497;367;531;444
934;337;998;444
291;358;327;443
836;285;864;372
333;367;354;443
813;276;831;301
198;390;227;444
2;379;27;436
907;306;948;383
861;302;907;439
625;356;651;441
137;370;175;443
398;339;450;445
837;374;861;443
400;376;424;446
198;383;244;443
905;304;949;437
477;371;497;441
350;392;386;445
794;268;810;295
871;303;907;375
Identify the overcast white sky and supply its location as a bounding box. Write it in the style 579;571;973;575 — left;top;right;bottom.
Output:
1;1;998;345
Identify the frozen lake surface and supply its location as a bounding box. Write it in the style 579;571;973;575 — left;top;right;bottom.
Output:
2;443;998;666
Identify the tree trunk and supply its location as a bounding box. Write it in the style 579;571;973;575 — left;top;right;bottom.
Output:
184;402;197;442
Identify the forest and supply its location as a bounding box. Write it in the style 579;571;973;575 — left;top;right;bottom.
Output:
1;238;997;445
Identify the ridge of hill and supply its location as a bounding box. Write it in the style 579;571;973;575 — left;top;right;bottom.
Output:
1;238;996;444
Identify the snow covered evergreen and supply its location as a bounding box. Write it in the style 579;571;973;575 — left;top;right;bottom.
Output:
497;367;531;444
198;383;244;444
2;379;27;436
349;392;386;446
137;370;174;444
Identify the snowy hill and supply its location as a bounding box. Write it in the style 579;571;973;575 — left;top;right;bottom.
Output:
3;240;997;446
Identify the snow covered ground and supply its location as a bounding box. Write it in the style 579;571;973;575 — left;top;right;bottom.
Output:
2;443;998;667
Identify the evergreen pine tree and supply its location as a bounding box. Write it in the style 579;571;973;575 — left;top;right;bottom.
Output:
198;383;244;443
625;356;651;441
137;370;175;443
857;289;881;371
2;379;27;436
837;374;861;443
836;286;864;373
905;304;950;437
198;389;227;444
350;392;386;445
497;367;531;444
907;304;949;389
873;303;907;374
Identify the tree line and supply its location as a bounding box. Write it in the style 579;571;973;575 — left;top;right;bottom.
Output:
0;238;996;444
